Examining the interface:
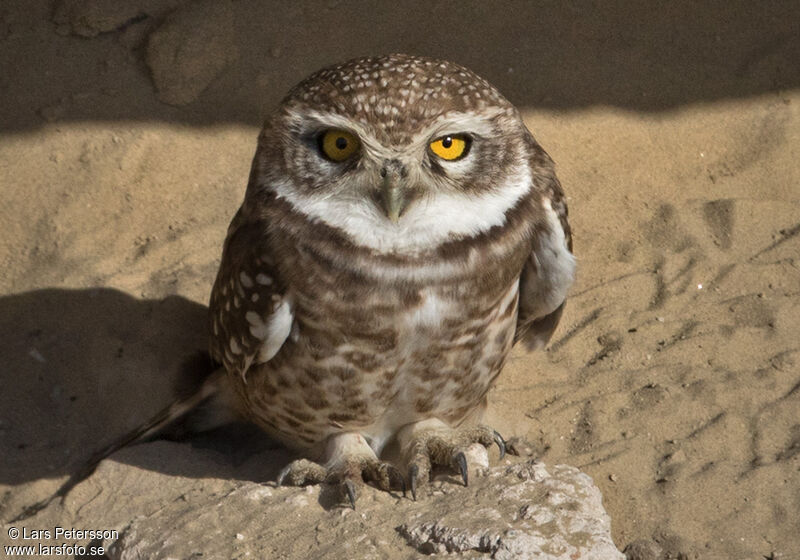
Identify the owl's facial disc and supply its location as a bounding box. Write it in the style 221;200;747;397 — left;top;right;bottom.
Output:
310;126;412;223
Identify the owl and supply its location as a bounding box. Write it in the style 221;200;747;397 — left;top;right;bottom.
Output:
208;54;575;506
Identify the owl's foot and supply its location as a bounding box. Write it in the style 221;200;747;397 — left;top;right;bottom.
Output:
398;419;506;500
276;433;405;508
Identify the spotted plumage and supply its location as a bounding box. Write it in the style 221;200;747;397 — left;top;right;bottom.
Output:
208;54;575;501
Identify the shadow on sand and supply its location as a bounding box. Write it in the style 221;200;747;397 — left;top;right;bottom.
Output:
0;288;291;521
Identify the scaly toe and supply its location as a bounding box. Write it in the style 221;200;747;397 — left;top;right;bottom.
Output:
278;432;411;508
362;460;407;495
386;464;408;496
400;422;512;499
276;458;328;487
328;456;408;508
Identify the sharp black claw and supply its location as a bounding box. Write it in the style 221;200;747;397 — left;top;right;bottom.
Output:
409;464;418;501
277;465;291;487
344;479;357;510
455;451;468;487
493;430;506;460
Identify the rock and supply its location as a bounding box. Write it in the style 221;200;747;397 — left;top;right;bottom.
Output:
145;0;237;106
18;439;622;559
398;461;624;559
101;457;621;559
52;0;185;38
461;441;491;477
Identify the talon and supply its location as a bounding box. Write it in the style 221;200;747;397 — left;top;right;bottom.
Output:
409;464;419;501
493;430;506;460
454;451;469;486
277;464;291;487
344;479;357;509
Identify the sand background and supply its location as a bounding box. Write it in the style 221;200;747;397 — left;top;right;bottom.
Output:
1;1;799;558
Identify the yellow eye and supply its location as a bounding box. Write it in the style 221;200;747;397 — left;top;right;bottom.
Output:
319;129;360;162
429;134;469;161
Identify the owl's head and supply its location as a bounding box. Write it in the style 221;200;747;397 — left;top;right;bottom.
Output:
248;54;537;255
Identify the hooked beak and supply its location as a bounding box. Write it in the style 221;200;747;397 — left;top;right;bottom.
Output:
380;161;409;224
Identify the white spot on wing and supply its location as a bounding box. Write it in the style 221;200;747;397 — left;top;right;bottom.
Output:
239;272;254;288
246;311;266;336
245;301;293;364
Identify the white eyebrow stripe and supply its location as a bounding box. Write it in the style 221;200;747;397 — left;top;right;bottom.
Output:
285;107;507;149
285;108;398;160
413;109;507;143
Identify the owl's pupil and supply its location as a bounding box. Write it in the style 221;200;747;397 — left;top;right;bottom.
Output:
442;136;453;149
335;137;348;150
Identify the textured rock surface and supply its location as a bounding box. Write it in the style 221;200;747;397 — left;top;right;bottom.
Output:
145;0;237;105
398;461;624;559
87;446;620;559
4;439;622;559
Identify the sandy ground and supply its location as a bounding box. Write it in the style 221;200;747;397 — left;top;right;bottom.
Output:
1;1;799;558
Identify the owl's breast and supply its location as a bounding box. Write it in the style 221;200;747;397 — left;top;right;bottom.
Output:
240;231;526;451
295;264;520;443
388;280;520;422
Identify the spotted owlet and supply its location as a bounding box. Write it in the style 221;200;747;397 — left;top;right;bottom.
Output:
208;54;575;505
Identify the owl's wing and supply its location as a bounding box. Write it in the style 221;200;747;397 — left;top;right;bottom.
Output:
208;207;293;382
514;145;576;351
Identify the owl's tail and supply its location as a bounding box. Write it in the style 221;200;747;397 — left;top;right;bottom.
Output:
97;366;231;447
